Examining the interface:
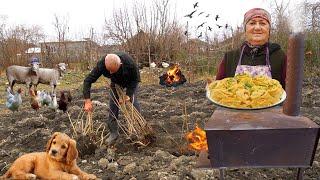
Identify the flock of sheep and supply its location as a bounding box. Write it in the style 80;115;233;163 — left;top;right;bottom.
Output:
5;60;71;113
6;61;68;94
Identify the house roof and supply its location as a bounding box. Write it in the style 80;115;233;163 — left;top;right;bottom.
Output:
25;47;41;54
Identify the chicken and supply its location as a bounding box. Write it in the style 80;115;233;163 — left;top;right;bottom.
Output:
49;93;58;110
6;87;22;112
58;91;68;112
30;89;41;110
39;90;52;106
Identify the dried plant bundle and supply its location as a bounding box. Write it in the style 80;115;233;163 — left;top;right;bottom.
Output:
67;110;107;147
110;84;155;146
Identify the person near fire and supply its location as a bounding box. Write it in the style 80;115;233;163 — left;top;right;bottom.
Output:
83;52;141;145
215;8;287;89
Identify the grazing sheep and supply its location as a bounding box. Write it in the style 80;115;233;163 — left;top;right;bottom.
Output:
6;61;41;93
36;63;68;94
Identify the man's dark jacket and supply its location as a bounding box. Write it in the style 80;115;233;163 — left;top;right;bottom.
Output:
83;52;140;99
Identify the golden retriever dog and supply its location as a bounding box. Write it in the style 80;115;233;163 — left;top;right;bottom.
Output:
0;132;96;180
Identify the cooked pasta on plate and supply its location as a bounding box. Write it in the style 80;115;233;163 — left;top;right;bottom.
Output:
206;74;286;109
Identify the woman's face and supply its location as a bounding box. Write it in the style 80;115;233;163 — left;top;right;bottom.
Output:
245;17;270;46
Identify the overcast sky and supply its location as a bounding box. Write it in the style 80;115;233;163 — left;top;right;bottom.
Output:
0;0;313;41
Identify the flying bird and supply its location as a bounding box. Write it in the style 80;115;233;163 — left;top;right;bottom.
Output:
197;22;206;29
193;2;198;8
198;12;205;16
216;24;222;28
184;10;197;18
208;26;212;31
225;24;229;29
206;14;210;18
215;15;220;21
197;32;202;38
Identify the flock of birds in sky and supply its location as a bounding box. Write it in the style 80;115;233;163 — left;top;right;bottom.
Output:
184;2;231;39
6;87;72;113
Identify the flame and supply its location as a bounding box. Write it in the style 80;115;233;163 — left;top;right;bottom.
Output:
186;124;208;152
165;64;181;84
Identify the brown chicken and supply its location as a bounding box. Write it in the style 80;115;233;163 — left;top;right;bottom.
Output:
58;91;68;112
29;89;41;111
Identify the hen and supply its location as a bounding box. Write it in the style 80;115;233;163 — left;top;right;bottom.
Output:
6;87;22;112
30;89;41;111
39;90;52;106
58;91;68;112
49;93;58;110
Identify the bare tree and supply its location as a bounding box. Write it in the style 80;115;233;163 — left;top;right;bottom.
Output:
304;2;320;31
52;14;70;64
0;20;44;68
269;0;291;50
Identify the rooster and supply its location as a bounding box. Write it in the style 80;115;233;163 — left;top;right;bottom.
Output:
29;89;41;111
6;87;22;112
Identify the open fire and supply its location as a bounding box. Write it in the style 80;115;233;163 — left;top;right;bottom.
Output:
159;64;186;87
186;124;208;152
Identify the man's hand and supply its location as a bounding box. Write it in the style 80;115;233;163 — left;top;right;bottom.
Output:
84;99;93;112
119;95;130;104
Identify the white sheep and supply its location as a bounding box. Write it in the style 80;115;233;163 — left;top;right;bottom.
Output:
35;63;68;94
6;61;41;93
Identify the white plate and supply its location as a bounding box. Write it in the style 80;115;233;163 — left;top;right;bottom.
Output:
206;86;287;110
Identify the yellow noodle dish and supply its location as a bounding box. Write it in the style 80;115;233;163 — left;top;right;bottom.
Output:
206;73;286;109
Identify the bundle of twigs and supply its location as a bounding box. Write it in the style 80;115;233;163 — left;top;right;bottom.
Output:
110;85;155;146
67;109;108;147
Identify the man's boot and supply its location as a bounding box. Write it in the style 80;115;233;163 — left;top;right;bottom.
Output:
106;131;119;146
106;119;119;146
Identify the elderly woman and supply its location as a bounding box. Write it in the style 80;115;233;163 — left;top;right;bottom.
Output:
216;8;287;89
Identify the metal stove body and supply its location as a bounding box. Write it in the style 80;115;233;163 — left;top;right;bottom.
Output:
204;108;319;169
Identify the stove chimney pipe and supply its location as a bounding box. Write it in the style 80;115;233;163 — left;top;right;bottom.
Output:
283;32;305;116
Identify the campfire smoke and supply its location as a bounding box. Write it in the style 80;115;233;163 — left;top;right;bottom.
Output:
186;124;208;152
159;64;187;87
